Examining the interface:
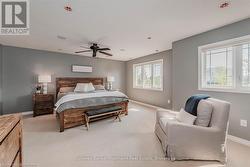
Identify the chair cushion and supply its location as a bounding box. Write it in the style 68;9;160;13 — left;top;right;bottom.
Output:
176;108;197;125
195;100;213;127
85;106;122;116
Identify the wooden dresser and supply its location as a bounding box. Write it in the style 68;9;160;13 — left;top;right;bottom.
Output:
33;93;54;117
0;114;22;167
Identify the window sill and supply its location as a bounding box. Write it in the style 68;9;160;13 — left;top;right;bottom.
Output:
198;88;250;94
133;87;163;92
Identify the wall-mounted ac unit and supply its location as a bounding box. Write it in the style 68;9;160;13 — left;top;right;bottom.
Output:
72;65;92;73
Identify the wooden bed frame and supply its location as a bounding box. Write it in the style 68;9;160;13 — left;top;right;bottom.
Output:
56;77;128;132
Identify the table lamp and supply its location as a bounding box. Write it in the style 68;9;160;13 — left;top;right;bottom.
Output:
107;76;115;90
38;75;51;94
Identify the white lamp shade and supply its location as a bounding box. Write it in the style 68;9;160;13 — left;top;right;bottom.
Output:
107;76;115;82
38;75;51;83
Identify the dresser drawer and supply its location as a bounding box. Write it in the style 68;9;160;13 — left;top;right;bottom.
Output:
0;123;21;167
12;151;21;167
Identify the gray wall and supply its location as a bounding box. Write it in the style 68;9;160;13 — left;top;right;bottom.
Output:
126;50;172;109
172;18;250;140
1;46;126;114
0;45;3;115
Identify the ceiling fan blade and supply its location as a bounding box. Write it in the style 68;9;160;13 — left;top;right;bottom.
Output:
99;51;113;56
80;46;90;49
97;48;110;51
93;50;97;57
75;50;92;53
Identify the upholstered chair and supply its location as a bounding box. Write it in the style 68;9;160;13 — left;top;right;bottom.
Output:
155;98;230;163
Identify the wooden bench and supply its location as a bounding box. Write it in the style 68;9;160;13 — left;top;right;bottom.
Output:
84;106;123;130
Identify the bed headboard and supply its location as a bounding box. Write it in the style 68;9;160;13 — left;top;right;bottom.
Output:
56;77;104;96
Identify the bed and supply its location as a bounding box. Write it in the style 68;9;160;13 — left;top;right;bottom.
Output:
55;77;129;132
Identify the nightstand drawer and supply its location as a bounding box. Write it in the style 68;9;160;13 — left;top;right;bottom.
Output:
33;95;53;102
34;102;54;108
34;108;53;115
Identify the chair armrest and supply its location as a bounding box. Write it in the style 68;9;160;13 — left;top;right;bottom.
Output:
167;122;224;147
156;109;178;123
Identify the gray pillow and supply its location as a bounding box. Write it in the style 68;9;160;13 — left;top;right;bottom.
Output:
195;100;213;127
59;87;74;93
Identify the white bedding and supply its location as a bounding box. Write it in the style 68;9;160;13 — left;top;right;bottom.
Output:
55;90;128;110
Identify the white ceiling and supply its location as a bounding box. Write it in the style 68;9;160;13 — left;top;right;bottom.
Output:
1;0;250;61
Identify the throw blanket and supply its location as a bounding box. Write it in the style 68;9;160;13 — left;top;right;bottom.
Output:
55;91;128;112
184;94;210;116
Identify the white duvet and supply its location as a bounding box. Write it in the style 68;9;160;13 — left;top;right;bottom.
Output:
55;90;128;110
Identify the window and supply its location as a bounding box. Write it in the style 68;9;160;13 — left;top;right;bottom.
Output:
199;35;250;93
135;66;143;87
203;47;233;88
242;44;250;88
133;59;163;91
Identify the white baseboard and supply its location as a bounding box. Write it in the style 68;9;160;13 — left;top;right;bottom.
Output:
228;135;250;147
129;99;169;111
21;111;33;116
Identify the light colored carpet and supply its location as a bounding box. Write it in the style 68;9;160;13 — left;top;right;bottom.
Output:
22;102;250;167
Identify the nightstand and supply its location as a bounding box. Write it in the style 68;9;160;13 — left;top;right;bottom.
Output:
33;93;54;117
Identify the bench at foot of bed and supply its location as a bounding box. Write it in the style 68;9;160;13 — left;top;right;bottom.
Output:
57;101;128;132
84;106;122;130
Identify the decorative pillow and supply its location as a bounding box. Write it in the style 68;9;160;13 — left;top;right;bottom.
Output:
59;87;74;93
176;108;197;125
88;83;95;92
195;100;213;127
74;83;95;92
94;84;105;90
74;83;88;92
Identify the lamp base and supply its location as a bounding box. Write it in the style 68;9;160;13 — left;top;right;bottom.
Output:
43;83;48;94
109;82;113;91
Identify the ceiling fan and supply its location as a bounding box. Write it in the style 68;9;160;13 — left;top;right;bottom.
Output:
75;43;113;57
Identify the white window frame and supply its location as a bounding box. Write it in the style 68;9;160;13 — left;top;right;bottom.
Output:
133;59;163;91
198;35;250;94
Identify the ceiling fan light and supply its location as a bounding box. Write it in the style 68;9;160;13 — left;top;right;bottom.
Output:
220;2;230;8
64;5;72;12
57;35;67;40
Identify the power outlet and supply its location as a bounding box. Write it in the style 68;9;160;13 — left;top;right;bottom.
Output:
167;100;171;104
240;120;247;127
